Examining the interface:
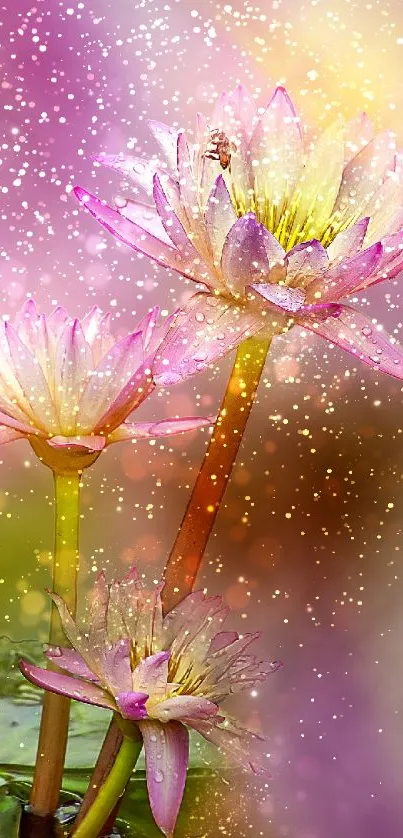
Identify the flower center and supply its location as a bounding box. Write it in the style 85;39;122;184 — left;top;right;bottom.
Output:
231;181;360;252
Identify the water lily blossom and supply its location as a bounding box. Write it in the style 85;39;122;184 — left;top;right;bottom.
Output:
21;565;279;837
75;84;403;383
0;299;210;470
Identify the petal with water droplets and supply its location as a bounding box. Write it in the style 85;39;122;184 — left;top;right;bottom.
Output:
300;305;403;380
20;660;116;710
140;719;189;838
152;292;266;385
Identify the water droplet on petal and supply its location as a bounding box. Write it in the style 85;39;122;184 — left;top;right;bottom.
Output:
114;196;128;209
150;734;157;743
154;768;164;783
133;162;145;174
195;312;205;323
362;326;372;337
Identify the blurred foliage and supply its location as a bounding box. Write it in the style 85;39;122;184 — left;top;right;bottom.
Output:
0;788;21;838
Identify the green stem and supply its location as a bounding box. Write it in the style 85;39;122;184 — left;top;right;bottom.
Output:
29;470;81;816
161;335;271;614
72;733;143;838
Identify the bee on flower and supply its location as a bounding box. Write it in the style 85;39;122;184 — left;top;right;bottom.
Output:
21;565;280;837
203;127;237;172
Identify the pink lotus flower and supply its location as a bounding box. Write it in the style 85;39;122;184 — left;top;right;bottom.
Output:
0;299;209;466
75;85;403;383
21;565;279;837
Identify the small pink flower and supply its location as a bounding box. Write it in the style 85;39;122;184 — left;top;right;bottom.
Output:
0;299;210;468
76;85;403;383
21;565;280;837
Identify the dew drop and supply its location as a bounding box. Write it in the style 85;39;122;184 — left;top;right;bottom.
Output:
154;768;164;783
114;196;128;209
195;311;205;323
133;162;145;174
362;326;372;337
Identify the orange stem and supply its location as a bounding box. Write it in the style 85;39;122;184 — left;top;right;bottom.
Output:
161;335;271;615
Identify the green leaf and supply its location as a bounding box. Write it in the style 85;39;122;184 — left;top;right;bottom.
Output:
0;791;22;838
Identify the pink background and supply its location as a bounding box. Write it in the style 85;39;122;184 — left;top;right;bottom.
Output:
2;1;403;836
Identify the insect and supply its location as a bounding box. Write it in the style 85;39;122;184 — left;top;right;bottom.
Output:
203;128;237;172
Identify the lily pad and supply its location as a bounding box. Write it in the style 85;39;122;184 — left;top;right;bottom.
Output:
0;790;22;838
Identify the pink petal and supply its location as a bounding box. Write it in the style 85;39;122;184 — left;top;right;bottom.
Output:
285;240;329;287
53;320;92;433
93;369;155;437
248;86;303;209
48;434;106;452
205;175;238;266
0;425;26;444
94;153;156;194
132;651;170;698
225;658;283;693
113;197;173;245
135;306;161;353
0;410;37;436
220;213;272;295
305;242;383;303
326;217;370;261
227;84;258;135
74;187;194;278
204;632;262;686
20;660;116;710
209;631;239;654
334;131;396;218
148;120;179;171
78;331;145;429
344;112;374;163
89;570;109;636
364;175;403;243
45;646;99;680
13;300;45;359
139;719;189;838
375;229;403;281
5;323;58;433
153;174;203;261
192;718;270;775
151;695;219;723
103;640;133;693
300;305;403;379
115;690;149;720
209;90;231;129
48;592;99;673
176;133;203;231
108;416;211;443
152;292;267;385
248;282;305;313
80;307;112;351
46;305;70;342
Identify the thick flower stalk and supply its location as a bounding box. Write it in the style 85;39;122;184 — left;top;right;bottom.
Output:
2;298;210;816
0;298;210;469
21;565;279;837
